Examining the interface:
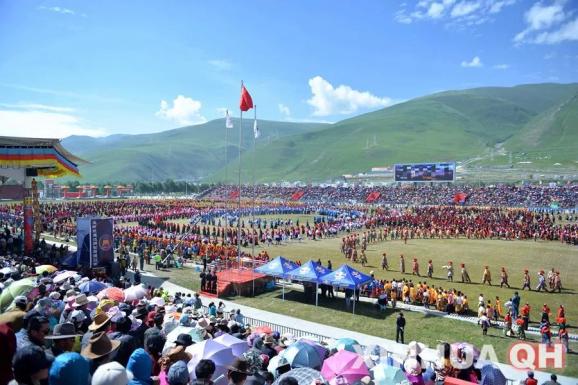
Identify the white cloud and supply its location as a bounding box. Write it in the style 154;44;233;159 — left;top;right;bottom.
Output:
428;2;446;18
307;76;393;117
38;6;76;15
514;1;576;44
395;0;516;25
208;59;232;71
278;103;291;117
451;1;481;17
156;95;207;126
461;56;483;67
533;17;578;44
493;63;510;69
0;104;106;138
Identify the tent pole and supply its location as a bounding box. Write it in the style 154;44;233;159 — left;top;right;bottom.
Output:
282;278;285;301
353;286;356;315
315;282;318;306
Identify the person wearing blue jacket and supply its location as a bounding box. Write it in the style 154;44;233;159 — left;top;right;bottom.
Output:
48;352;90;385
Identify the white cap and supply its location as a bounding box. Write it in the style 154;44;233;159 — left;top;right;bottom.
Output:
92;361;128;385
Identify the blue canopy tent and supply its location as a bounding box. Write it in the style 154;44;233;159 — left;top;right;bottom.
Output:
255;256;298;300
287;260;331;306
319;264;372;314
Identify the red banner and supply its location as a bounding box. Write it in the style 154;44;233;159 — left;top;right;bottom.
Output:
366;191;381;203
453;192;468;204
291;191;305;201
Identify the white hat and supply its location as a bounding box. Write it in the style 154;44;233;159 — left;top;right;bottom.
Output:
407;341;425;357
49;292;61;300
91;361;128;385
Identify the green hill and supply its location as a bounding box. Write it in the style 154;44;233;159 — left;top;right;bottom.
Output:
62;83;578;183
216;83;578;182
62;119;329;182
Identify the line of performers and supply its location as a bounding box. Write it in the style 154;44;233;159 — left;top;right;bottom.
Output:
379;253;562;292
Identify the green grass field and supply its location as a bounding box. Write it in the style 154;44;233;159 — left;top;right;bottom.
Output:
127;213;578;376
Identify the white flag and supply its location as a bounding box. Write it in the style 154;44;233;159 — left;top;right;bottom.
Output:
225;110;234;129
253;118;260;139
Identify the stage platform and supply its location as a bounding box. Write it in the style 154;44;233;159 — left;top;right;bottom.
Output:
201;269;272;297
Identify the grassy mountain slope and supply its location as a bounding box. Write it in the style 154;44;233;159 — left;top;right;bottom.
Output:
61;83;578;183
63;119;329;182
215;83;578;182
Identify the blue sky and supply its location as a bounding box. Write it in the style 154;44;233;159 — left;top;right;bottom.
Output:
1;0;577;138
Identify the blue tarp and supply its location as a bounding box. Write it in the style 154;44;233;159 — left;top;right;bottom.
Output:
287;260;331;283
319;264;372;289
254;256;298;278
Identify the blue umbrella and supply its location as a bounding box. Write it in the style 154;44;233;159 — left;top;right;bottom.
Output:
78;280;107;294
282;341;323;370
331;337;361;353
371;363;406;385
480;363;507;385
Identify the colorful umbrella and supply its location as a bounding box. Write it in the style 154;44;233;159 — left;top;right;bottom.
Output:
124;284;149;302
0;277;35;311
274;368;325;385
214;333;249;356
53;270;78;284
79;280;108;295
35;265;58;275
253;325;272;335
332;338;362;353
300;338;329;361
186;340;234;385
97;287;125;302
371;364;406;385
282;341;323;370
321;349;369;385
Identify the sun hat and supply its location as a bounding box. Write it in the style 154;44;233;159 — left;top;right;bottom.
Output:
227;357;250;374
168;361;190;385
91;361;128;385
88;312;111;331
175;333;194;347
81;331;121;360
74;294;89;307
45;322;81;340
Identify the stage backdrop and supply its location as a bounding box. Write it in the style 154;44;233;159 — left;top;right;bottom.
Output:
76;217;114;268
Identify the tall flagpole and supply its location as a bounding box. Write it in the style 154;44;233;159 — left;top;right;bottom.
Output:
237;82;243;268
224;111;230;248
251;105;257;296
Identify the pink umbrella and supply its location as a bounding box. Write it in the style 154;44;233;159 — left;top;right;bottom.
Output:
97;287;125;302
321;350;369;385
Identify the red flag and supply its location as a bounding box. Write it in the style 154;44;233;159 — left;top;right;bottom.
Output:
240;85;253;112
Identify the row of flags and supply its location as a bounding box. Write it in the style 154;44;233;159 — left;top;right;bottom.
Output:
225;84;260;139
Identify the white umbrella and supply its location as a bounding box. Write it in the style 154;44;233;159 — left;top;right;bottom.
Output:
214;333;249;356
53;271;79;284
124;284;148;301
186;340;234;385
150;297;165;307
